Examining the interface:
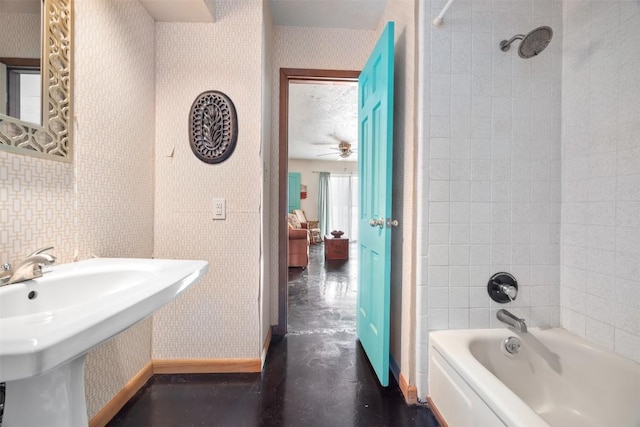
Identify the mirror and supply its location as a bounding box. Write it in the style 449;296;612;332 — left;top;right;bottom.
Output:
0;0;73;162
1;58;42;125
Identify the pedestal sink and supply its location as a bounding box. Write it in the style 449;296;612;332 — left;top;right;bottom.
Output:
0;258;208;427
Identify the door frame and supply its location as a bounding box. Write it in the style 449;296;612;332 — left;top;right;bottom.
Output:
276;68;360;336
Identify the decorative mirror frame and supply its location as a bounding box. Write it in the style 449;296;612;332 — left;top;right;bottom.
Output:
0;0;73;162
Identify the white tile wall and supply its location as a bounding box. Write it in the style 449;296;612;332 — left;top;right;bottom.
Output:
561;0;640;364
416;0;563;396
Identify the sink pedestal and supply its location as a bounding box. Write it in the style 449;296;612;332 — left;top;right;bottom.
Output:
1;258;209;426
3;355;88;427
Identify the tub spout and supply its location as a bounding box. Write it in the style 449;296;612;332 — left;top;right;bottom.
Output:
497;309;527;333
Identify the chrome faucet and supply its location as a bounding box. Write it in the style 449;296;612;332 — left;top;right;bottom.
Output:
497;309;527;333
1;246;56;286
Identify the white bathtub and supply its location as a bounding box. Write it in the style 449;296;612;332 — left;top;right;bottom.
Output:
428;328;640;427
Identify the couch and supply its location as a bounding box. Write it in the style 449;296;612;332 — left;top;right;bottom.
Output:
288;213;309;268
293;209;322;244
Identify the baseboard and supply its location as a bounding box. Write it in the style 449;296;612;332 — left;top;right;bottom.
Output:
88;361;153;427
261;328;272;366
389;354;418;405
399;372;418;405
152;358;262;374
426;396;448;427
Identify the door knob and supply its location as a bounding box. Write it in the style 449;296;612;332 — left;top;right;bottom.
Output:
369;218;384;228
387;219;399;227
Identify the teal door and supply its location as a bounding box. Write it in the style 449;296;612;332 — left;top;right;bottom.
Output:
288;172;301;212
357;22;395;387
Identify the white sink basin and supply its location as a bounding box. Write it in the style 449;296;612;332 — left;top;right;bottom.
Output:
0;257;208;426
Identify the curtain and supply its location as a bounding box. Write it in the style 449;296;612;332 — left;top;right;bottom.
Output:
328;174;359;242
317;172;330;237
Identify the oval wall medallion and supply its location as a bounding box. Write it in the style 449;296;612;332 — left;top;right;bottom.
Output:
189;90;238;164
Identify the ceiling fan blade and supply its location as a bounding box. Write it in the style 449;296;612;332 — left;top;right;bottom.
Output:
316;153;337;157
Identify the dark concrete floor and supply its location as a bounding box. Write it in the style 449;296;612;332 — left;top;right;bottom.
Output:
107;243;438;427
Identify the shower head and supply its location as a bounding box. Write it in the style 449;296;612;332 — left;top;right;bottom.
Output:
500;26;553;59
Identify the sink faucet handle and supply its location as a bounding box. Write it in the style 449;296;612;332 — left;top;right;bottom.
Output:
1;263;12;272
27;246;55;257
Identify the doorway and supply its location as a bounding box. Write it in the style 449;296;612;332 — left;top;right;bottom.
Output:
277;68;360;336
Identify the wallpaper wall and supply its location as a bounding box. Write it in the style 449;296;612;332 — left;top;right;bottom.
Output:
261;0;275;358
1;0;157;419
415;0;563;396
74;0;156;417
561;0;640;363
0;152;75;265
152;0;264;359
270;26;378;326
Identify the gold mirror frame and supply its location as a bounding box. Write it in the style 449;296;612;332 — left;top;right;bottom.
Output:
0;0;73;162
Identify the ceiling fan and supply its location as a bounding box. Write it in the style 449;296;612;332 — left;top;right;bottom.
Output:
314;135;357;159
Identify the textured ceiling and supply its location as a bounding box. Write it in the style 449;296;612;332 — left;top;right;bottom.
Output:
275;0;389;162
138;0;215;22
288;82;359;162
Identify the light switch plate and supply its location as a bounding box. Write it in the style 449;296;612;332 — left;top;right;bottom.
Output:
212;198;226;220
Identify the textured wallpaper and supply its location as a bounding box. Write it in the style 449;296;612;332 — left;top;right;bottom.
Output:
0;0;156;419
0;9;75;295
152;0;263;359
72;0;156;417
269;26;378;325
261;2;275;351
0;151;75;265
74;0;156;418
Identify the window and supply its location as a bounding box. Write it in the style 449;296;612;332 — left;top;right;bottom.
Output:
1;58;41;125
328;174;359;242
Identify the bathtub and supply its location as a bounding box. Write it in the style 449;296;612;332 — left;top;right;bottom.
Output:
428;328;640;427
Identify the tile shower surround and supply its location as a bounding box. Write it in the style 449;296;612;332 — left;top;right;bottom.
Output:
415;0;564;394
416;0;640;397
560;0;640;363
